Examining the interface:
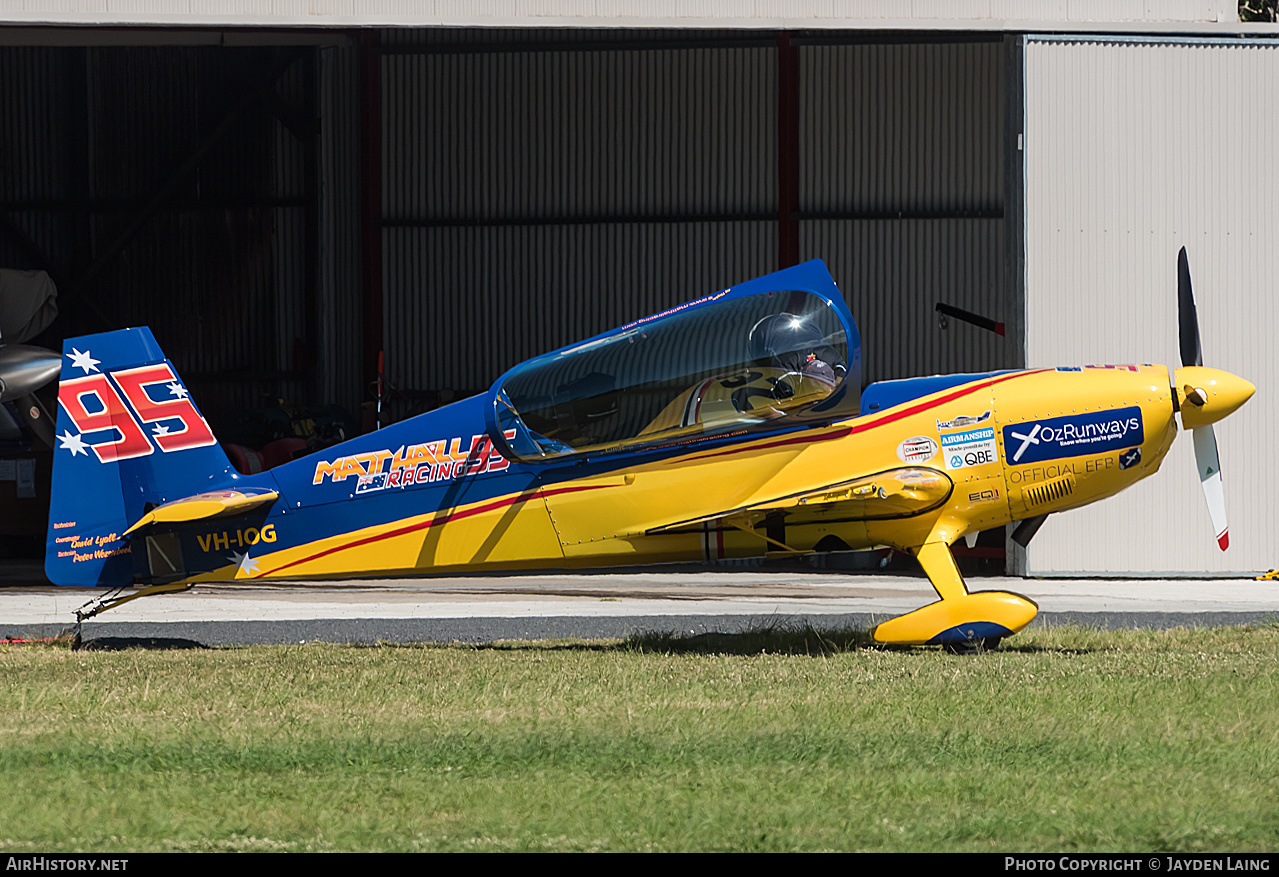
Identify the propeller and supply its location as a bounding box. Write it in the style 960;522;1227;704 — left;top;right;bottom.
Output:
0;344;60;449
1177;248;1202;368
1174;248;1252;552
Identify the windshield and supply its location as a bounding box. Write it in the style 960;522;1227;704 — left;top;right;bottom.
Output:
491;287;853;462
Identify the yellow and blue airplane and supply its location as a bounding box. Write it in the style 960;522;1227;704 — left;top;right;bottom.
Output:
45;253;1253;647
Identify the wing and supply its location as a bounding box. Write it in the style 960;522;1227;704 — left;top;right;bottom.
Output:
647;466;953;535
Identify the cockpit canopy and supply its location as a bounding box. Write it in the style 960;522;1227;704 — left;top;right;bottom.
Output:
486;260;862;463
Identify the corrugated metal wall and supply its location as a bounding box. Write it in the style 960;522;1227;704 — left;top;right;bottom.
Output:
378;35;778;406
377;31;1009;409
803;218;1007;378
317;43;365;420
0;47;81;282
799;39;1010;381
1023;36;1279;574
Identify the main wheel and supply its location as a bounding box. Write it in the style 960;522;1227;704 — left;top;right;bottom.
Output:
944;636;1002;656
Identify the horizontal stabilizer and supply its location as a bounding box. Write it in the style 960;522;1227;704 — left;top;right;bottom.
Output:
123;488;280;537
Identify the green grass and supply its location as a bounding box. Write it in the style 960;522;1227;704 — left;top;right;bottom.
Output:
2;623;1278;852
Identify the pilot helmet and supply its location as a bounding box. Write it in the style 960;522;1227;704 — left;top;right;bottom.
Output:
748;313;841;379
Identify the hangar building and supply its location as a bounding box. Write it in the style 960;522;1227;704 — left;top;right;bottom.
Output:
0;1;1275;576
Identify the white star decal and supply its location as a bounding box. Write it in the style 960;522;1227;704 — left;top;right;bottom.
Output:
153;424;171;436
166;382;189;399
57;430;89;457
228;551;260;576
67;348;100;373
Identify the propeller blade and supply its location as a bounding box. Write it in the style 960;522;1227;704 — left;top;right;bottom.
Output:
1177;247;1203;368
1192;425;1228;551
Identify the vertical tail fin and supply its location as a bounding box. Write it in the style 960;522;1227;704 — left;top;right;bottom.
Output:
46;328;239;586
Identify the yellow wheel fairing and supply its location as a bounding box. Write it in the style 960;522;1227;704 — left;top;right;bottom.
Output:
872;591;1039;646
871;541;1037;645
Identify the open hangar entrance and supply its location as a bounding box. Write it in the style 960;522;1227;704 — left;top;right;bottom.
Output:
0;27;1017;566
0;31;365;433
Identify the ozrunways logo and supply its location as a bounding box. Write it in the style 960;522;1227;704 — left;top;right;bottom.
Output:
1003;407;1144;466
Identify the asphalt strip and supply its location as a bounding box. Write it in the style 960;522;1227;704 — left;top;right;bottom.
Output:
3;571;1276;646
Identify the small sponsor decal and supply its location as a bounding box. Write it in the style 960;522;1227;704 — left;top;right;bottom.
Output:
940;427;997;470
937;410;992;430
967;488;1001;505
1119;447;1142;470
1055;364;1142;373
356;473;389;494
1003;407;1144;466
896;436;938;464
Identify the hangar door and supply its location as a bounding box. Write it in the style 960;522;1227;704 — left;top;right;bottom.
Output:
1022;36;1279;575
374;31;1018;421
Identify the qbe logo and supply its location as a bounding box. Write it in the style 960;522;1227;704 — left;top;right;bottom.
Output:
1003;407;1144;466
940;427;997;471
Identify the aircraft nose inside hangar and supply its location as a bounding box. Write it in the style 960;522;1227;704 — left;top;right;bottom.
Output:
0;2;1274;578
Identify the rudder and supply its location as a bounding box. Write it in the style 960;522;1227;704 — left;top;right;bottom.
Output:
46;328;239;586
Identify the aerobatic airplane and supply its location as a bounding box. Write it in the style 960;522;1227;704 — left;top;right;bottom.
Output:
44;253;1254;648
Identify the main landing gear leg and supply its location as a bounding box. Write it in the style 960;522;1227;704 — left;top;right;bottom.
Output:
871;541;1038;650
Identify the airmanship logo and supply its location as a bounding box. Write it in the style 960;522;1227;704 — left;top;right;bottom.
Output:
941;427;997;470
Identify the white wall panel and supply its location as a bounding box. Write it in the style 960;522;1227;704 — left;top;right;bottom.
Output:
0;0;1251;28
1023;36;1279;575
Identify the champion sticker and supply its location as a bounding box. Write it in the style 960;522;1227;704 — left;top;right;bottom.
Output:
896;436;938;464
